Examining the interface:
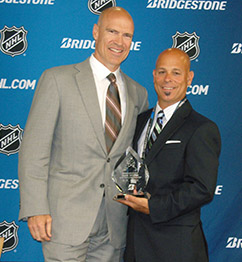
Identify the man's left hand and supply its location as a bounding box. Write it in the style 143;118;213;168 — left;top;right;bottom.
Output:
116;194;150;214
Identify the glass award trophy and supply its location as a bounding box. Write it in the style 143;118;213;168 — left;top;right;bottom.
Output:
112;146;149;199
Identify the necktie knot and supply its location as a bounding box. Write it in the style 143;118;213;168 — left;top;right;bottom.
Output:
107;73;116;84
146;110;164;153
157;110;164;125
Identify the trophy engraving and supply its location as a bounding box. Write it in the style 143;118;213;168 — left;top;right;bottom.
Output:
112;146;149;199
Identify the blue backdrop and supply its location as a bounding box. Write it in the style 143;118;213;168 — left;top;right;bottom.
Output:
0;0;241;261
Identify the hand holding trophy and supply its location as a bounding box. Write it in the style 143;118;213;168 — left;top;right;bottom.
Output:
112;146;149;199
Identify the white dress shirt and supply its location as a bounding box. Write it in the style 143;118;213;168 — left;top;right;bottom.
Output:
137;101;180;157
89;54;126;127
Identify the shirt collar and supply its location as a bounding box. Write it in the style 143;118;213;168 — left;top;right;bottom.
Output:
90;54;121;82
155;101;180;122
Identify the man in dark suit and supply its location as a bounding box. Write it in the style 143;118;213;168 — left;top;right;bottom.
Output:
117;48;221;262
18;7;148;261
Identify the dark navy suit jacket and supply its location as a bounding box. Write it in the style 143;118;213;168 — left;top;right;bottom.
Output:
124;100;221;262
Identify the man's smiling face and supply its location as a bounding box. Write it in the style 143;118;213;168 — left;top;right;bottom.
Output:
153;48;194;109
93;9;134;72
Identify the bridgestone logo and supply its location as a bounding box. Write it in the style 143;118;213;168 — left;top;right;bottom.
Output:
146;0;227;10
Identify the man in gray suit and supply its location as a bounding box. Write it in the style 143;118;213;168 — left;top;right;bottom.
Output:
18;7;148;261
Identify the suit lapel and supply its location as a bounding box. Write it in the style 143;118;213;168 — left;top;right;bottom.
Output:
74;59;106;154
145;100;192;165
133;109;153;151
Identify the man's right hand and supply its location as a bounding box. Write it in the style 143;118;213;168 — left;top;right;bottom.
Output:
27;215;52;242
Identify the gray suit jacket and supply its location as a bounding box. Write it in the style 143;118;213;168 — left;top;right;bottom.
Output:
18;58;148;248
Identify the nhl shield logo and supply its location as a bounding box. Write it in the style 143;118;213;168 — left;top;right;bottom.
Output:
0;26;28;57
172;32;200;60
88;0;116;15
0;221;19;253
0;124;23;156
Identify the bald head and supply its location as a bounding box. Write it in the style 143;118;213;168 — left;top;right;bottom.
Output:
156;48;191;71
98;7;134;29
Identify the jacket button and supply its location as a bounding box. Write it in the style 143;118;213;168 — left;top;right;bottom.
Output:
107;158;110;162
100;184;105;188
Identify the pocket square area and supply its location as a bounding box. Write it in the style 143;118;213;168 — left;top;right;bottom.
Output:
165;140;181;144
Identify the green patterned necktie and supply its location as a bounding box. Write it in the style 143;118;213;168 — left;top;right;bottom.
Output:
147;110;164;150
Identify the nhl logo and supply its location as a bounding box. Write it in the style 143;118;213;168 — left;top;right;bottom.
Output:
88;0;116;15
0;124;23;156
172;32;200;60
0;26;28;57
0;221;19;254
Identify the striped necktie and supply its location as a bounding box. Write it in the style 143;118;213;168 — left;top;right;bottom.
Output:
105;73;122;153
147;110;164;151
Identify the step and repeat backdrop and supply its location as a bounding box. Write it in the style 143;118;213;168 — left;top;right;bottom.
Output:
0;0;241;261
